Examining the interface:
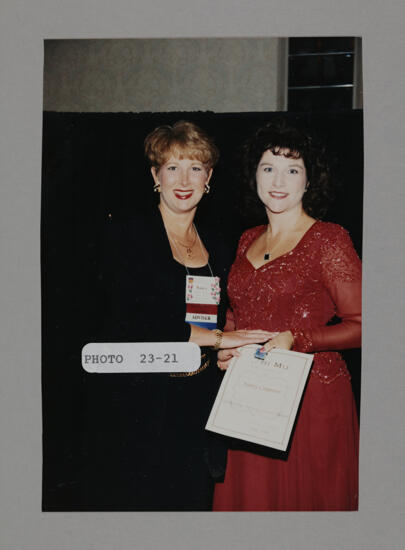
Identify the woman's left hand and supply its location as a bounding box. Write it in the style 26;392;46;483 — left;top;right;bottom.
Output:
261;330;294;352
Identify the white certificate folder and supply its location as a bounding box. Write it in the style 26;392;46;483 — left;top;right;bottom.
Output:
206;345;314;451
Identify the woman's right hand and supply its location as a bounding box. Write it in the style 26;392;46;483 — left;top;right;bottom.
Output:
189;325;276;351
217;348;241;371
220;329;277;350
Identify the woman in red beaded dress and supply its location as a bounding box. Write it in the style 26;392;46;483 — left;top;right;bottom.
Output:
213;120;361;511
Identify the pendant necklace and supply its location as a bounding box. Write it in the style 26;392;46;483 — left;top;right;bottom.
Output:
263;214;305;261
168;225;198;260
264;225;283;261
263;225;272;261
169;225;212;276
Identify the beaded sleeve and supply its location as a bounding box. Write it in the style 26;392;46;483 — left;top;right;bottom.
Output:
292;225;362;353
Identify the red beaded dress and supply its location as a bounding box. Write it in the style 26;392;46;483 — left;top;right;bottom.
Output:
213;221;361;511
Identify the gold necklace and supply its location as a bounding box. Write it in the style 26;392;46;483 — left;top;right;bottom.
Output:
168;226;198;259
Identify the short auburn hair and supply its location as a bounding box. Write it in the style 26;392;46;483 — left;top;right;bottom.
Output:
144;120;219;170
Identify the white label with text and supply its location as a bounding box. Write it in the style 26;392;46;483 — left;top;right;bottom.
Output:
82;342;201;373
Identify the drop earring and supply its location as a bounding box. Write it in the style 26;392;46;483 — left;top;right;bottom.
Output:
205;183;210;194
153;182;161;193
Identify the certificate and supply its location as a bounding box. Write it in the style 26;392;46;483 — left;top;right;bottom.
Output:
206;345;313;451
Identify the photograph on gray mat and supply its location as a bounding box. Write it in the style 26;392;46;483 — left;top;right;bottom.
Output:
41;37;363;512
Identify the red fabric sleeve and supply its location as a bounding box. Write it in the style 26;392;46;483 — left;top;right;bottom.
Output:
293;226;362;353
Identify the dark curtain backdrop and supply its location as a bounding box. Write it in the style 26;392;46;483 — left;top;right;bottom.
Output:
41;110;363;510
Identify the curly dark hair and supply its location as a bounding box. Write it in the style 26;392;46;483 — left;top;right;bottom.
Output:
240;118;334;222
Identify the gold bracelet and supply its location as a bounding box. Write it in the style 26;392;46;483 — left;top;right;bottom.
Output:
212;329;223;351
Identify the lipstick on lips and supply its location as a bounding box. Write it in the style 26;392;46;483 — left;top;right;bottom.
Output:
174;189;194;200
269;191;288;199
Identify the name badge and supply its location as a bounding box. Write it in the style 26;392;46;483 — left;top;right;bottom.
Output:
185;275;220;329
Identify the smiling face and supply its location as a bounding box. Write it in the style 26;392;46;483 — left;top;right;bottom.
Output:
256;149;308;216
151;154;212;215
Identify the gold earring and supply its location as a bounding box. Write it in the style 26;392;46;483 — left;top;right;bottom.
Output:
205;183;210;194
153;182;161;193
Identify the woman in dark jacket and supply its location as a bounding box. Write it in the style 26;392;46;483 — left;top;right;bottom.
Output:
82;121;271;511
